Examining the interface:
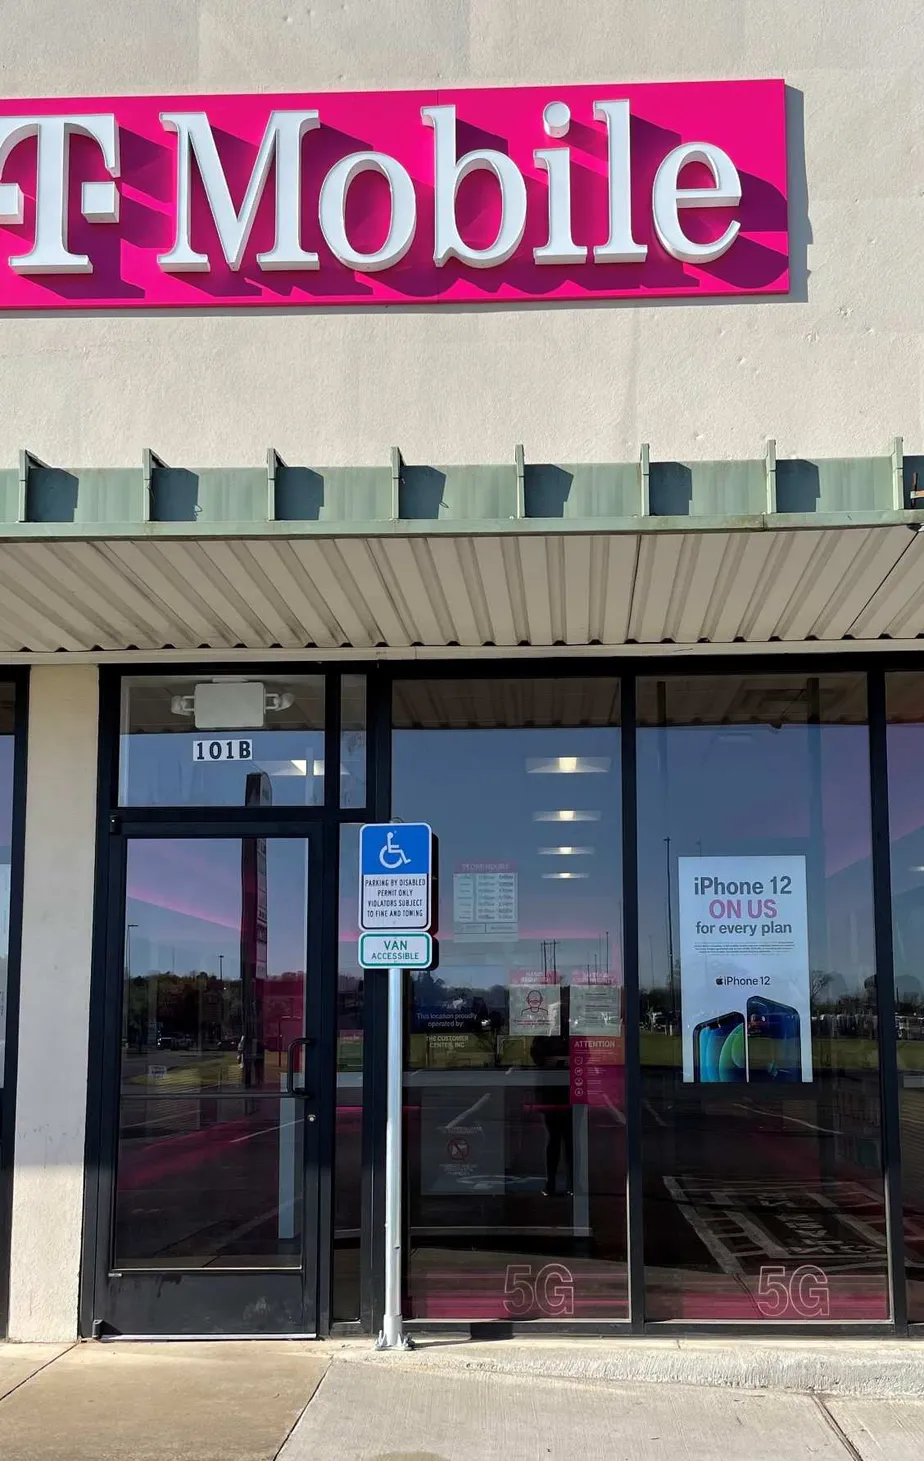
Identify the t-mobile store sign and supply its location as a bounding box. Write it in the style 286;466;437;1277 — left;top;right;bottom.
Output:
0;79;787;309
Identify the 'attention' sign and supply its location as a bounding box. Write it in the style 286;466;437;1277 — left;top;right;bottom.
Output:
0;80;788;309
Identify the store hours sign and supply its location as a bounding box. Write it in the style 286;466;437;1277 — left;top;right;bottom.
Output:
0;80;788;309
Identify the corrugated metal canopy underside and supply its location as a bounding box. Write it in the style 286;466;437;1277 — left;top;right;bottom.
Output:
1;520;924;655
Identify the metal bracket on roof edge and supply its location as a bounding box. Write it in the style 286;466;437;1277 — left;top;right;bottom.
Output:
514;443;525;519
390;446;403;520
267;447;284;522
892;436;904;511
142;447;167;525
18;449;47;524
765;439;777;516
639;443;650;516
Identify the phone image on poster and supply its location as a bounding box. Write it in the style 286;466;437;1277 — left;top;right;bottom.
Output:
692;1012;747;1083
746;996;802;1083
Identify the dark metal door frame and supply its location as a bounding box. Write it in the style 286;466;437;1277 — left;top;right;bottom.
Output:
0;671;29;1339
79;663;369;1339
86;818;328;1338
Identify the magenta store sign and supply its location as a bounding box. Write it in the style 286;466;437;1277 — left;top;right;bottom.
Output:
0;80;788;309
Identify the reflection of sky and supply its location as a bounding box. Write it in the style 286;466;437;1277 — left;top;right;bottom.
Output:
888;725;924;995
0;739;12;840
391;727;622;989
638;723;875;994
888;727;924;894
117;714;896;1004
120;730;325;808
126;838;309;979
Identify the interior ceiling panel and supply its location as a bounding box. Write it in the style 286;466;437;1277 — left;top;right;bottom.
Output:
0;523;918;654
392;675;623;729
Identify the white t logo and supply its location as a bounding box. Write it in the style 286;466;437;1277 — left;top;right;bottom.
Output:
0;114;120;275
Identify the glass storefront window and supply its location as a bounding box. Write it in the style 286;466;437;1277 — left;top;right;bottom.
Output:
886;673;924;1323
340;677;367;809
393;677;626;1321
637;674;886;1322
119;674;325;808
113;837;311;1269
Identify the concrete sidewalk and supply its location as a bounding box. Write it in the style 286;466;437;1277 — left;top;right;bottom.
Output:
0;1339;923;1461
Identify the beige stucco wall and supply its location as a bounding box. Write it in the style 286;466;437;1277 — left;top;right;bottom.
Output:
0;0;918;466
7;666;98;1341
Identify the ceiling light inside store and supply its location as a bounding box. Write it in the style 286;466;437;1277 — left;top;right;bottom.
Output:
526;756;610;774
542;871;590;880
261;760;307;777
533;810;601;822
539;846;593;855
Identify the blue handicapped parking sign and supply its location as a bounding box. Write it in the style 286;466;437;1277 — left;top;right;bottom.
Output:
359;823;433;930
361;823;432;877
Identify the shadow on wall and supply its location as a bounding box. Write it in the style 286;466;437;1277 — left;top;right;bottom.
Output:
649;464;692;516
785;86;811;305
776;460;821;511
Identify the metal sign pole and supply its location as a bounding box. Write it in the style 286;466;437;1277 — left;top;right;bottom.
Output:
359;823;433;1352
376;962;412;1350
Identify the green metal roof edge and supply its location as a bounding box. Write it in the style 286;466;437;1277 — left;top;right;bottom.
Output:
0;510;921;542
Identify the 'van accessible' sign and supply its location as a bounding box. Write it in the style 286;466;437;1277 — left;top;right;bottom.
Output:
0;80;788;309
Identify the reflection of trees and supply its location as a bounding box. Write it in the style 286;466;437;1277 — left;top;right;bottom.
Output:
126;971;303;1051
896;974;924;1015
811;970;834;1005
642;985;672;1025
125;972;242;1051
412;970;509;1026
806;968;878;1040
415;969;445;1005
338;972;363;1033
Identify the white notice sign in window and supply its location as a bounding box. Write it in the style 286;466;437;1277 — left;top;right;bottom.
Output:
452;861;518;942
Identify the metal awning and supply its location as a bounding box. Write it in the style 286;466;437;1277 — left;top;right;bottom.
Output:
0;442;922;659
0;519;921;657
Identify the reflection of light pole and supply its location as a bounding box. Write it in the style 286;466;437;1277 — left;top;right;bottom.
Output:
665;837;675;1032
217;953;226;1049
125;924;137;1049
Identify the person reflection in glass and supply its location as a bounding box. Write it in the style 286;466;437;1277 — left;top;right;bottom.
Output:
531;1033;573;1197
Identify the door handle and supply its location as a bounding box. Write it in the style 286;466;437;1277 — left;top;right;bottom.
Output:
285;1035;314;1096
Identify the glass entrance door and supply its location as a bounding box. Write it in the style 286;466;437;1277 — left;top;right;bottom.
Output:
91;829;325;1336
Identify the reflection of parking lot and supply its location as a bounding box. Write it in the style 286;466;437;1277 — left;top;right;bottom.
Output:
114;1093;363;1269
898;1086;924;1286
120;1049;280;1096
405;1072;628;1318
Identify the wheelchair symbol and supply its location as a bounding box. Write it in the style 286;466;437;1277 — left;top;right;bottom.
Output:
379;830;411;870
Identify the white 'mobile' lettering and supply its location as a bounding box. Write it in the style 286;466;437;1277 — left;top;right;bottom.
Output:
157;109;321;272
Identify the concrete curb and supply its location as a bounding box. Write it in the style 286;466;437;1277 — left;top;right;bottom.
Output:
326;1337;924;1399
